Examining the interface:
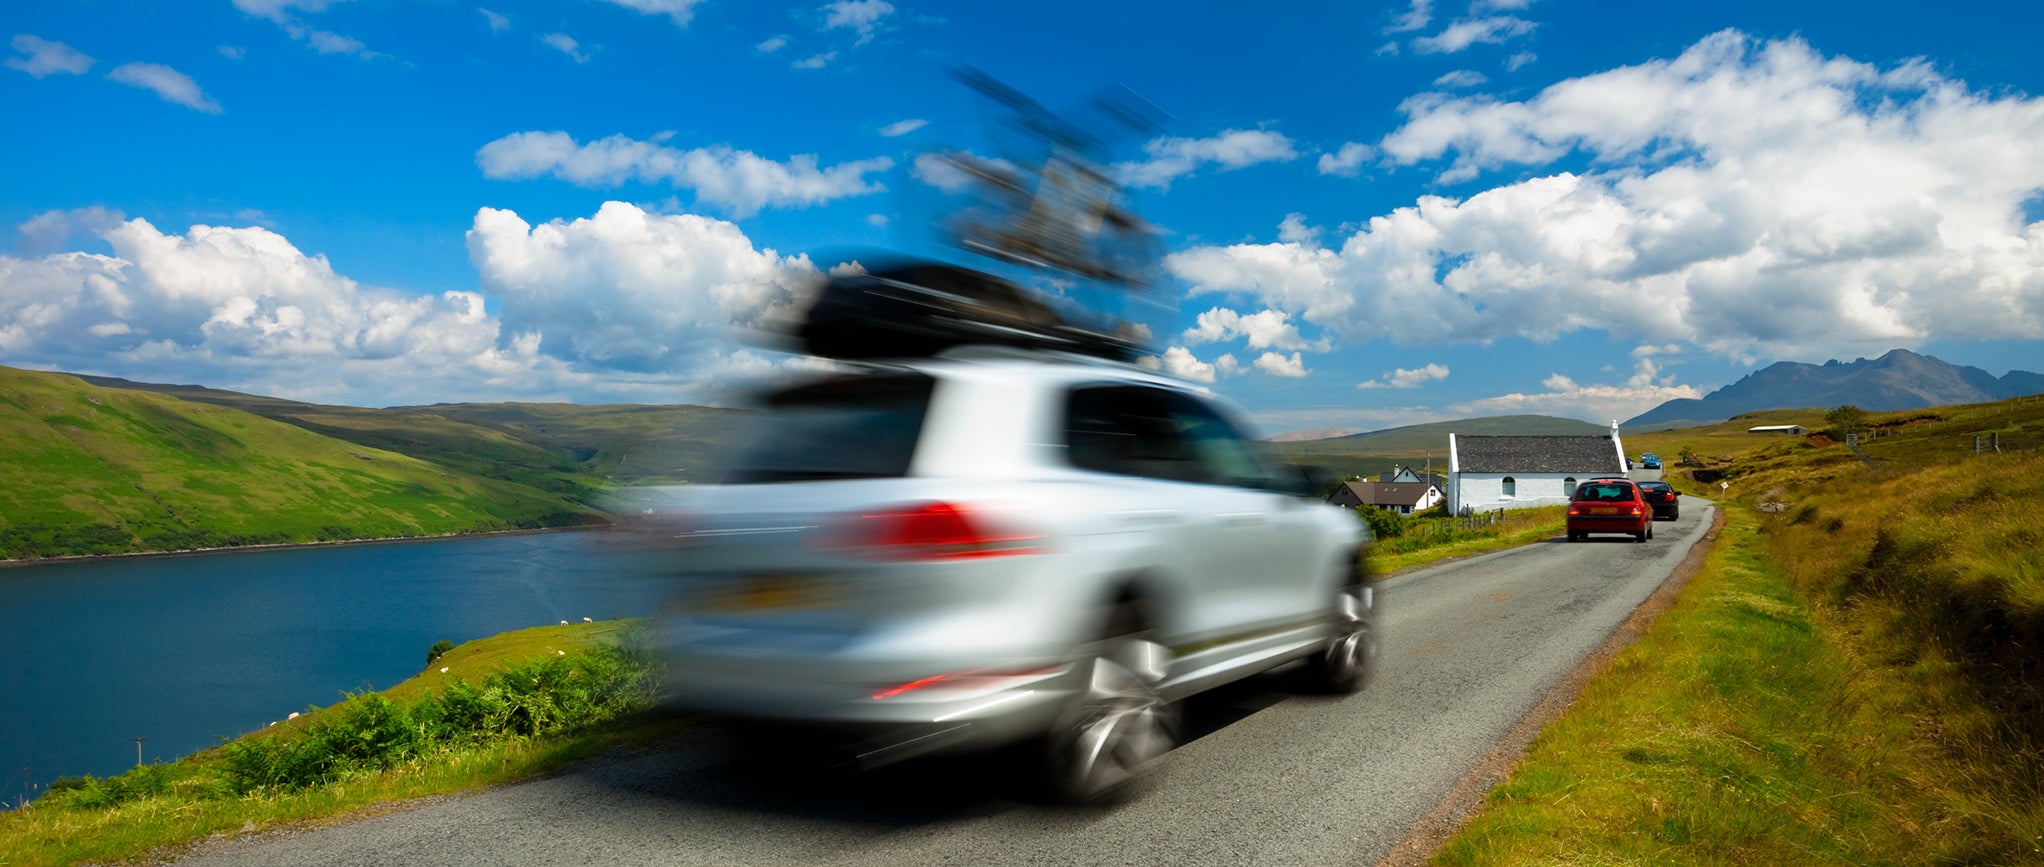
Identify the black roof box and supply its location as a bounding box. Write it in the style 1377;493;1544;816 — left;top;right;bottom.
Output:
794;262;1141;362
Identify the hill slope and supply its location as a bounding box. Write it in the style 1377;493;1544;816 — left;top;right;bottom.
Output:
1276;414;1608;480
72;374;749;486
0;367;604;559
1625;349;2043;430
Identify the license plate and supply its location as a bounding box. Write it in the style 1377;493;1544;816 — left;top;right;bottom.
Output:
1591;506;1617;515
706;574;839;612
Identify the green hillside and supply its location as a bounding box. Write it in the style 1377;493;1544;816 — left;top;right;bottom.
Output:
0;367;605;560
73;374;751;486
399;401;752;485
1275;414;1608;480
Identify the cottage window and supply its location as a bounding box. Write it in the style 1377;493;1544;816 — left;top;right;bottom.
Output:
1564;476;1577;497
1502;476;1516;497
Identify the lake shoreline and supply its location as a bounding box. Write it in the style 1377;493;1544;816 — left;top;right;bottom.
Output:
0;522;615;570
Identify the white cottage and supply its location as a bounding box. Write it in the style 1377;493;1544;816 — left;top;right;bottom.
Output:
1447;422;1629;513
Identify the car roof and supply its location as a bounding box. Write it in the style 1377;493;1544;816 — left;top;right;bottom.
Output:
839;345;1192;390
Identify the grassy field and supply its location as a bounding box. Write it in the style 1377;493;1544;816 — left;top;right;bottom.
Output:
0;621;673;867
1431;394;2044;865
0;367;606;559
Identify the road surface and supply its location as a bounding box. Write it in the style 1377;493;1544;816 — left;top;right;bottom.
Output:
178;493;1715;867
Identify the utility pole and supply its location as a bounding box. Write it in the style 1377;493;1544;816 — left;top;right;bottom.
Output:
131;736;147;768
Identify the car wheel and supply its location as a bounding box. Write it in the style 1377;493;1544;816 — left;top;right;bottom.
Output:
1635;529;1647;542
1041;610;1176;804
1304;581;1374;694
1647;525;1655;540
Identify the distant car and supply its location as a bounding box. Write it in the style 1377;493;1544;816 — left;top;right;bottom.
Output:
1636;480;1679;521
1639;453;1662;469
632;290;1375;803
1567;477;1653;542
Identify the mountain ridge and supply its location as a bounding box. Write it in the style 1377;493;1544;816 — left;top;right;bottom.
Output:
1624;349;2043;430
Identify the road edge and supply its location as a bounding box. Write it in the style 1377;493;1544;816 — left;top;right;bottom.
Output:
1372;504;1728;867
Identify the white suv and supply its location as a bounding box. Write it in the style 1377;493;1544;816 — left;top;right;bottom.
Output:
637;346;1374;801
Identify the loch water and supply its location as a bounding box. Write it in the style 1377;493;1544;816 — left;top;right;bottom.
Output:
0;530;666;805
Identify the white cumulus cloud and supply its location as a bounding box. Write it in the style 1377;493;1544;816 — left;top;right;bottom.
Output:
1168;30;2044;368
822;0;894;44
1385;0;1432;33
1116;129;1299;190
1413;16;1536;54
1357;363;1449;389
0;204;841;406
1181;306;1327;351
1253;351;1309;378
1451;357;1701;423
466;201;824;370
476;131;893;216
1317;142;1373;177
596;0;707;26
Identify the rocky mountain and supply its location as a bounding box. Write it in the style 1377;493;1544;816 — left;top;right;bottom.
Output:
1624;349;2044;430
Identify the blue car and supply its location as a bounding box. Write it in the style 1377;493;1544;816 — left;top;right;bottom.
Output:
1640;453;1662;469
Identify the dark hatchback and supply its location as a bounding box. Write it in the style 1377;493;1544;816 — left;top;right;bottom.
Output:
1567;478;1653;542
1637;480;1680;521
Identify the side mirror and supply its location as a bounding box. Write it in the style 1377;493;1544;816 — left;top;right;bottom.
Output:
1293;464;1338;498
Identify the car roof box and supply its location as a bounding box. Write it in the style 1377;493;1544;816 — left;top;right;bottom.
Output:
795;262;1140;362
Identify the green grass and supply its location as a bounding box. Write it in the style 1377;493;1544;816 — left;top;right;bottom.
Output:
0;621;678;867
1369;506;1568;576
1432;394;2044;865
1433;510;1938;864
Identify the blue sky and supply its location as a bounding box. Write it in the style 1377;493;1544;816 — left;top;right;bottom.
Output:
4;0;2043;436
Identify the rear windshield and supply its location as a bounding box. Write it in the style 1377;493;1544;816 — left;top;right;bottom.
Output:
722;373;934;484
1573;481;1636;502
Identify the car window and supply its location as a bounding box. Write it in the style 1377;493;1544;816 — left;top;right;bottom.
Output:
1064;385;1275;490
1573;481;1636;502
723;373;934;483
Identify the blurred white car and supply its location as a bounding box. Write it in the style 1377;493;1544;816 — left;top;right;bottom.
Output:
635;346;1374;802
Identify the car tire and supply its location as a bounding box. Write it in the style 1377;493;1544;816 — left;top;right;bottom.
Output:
1304;577;1374;694
1039;606;1176;804
1635;529;1647;542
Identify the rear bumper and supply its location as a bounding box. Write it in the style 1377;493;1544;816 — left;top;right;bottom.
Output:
1567;515;1649;536
658;640;1083;766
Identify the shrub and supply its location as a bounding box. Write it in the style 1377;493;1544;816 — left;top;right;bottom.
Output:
1354;506;1410;540
220;640;658;794
426;639;454;667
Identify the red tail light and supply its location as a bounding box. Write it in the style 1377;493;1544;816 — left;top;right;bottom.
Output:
821;501;1042;560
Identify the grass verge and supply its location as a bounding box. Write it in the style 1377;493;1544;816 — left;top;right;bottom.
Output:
1429;502;2044;865
0;621;683;867
1370;506;1567;577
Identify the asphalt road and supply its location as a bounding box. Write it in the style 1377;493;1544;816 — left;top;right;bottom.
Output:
177;492;1715;867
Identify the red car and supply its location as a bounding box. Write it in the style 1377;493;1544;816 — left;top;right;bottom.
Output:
1567;478;1653;542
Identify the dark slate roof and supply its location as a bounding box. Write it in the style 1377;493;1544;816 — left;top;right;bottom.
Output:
1333;481;1435;506
1456;435;1623;474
